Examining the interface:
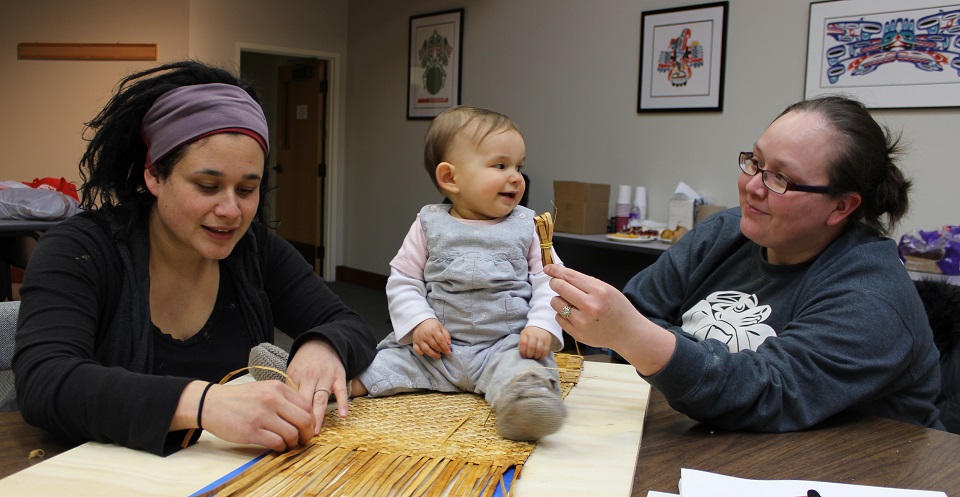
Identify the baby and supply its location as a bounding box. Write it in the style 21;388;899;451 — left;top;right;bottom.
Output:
351;105;567;441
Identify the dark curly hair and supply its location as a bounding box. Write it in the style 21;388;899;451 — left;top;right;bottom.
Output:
79;60;270;236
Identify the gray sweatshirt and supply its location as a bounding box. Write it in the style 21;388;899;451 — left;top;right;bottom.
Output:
624;208;942;431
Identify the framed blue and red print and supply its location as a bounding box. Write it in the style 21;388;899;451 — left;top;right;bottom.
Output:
637;2;728;113
407;8;464;120
805;0;960;109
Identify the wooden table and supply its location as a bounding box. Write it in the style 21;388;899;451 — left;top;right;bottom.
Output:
0;410;77;478
553;232;673;256
3;387;959;495
635;389;960;496
909;270;960;286
552;232;669;291
0;361;649;496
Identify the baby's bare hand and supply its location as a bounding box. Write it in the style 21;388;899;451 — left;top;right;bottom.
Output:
519;327;552;360
411;319;451;359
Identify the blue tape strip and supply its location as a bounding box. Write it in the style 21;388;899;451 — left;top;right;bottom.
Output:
189;450;271;497
492;466;516;497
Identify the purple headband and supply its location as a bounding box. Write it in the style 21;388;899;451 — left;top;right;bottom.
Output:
141;83;269;166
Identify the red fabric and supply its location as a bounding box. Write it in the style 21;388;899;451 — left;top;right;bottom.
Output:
22;177;79;201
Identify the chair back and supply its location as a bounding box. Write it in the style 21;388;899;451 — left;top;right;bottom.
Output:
914;278;960;433
0;300;20;411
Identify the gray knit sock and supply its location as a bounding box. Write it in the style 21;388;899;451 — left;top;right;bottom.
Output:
493;371;567;441
248;343;289;382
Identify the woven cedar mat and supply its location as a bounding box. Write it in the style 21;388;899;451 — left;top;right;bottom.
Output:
205;353;584;497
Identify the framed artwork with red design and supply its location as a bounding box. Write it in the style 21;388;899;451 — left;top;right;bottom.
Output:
637;2;728;112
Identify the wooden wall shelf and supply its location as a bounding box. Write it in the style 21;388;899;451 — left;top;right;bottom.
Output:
17;43;157;61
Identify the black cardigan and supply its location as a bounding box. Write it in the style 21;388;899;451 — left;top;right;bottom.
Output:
12;211;377;454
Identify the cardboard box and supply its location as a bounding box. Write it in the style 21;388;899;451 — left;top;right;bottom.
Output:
695;204;727;224
554;202;610;234
553;181;610;203
553;181;610;234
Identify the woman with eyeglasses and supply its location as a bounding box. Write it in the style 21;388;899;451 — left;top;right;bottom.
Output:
544;95;943;432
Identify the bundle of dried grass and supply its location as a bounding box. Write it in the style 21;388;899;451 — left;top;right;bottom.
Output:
534;212;555;266
204;353;583;497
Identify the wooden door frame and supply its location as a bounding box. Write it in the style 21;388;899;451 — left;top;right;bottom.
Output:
236;43;343;280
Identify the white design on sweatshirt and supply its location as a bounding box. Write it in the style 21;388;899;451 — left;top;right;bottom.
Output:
681;290;777;352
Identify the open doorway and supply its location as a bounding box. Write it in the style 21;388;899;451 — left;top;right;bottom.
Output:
239;47;340;279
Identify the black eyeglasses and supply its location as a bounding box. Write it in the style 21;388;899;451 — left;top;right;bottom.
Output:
738;152;831;195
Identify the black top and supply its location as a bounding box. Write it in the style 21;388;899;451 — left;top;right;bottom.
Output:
152;263;250;383
12;211;377;455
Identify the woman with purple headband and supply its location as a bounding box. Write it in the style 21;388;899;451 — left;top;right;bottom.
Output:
11;60;377;455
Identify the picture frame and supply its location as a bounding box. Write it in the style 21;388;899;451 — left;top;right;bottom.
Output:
407;8;464;120
637;2;728;113
805;0;960;109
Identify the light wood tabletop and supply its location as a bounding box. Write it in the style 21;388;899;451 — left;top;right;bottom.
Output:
0;361;649;496
2;369;959;496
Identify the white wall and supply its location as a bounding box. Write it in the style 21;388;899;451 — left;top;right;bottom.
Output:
0;0;349;186
188;0;350;279
1;0;352;277
188;0;348;67
0;0;191;182
343;0;960;277
3;1;957;281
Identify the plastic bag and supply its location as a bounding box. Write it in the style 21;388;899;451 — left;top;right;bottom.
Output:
0;180;80;220
898;226;960;275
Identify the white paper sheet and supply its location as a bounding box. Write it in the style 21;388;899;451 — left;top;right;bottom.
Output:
679;468;947;497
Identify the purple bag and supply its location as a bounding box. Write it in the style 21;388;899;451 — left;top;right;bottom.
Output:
898;226;960;275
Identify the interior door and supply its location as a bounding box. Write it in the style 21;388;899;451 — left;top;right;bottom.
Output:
275;59;327;272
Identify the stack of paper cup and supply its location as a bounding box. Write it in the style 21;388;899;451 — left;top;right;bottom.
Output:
634;186;647;223
615;185;631;232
